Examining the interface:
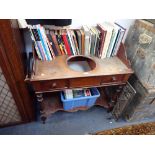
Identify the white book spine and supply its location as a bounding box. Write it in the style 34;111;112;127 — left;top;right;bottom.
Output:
28;26;42;60
67;30;76;55
112;30;125;56
85;35;90;55
33;25;48;60
101;29;112;59
106;28;119;58
39;25;52;60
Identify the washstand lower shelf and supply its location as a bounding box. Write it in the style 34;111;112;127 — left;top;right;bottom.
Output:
39;88;113;123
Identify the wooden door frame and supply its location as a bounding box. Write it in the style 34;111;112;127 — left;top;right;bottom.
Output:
0;19;35;127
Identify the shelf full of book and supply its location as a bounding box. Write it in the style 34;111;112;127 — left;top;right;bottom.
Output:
29;22;126;61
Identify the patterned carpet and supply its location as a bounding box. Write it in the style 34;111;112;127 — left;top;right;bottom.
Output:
96;122;155;135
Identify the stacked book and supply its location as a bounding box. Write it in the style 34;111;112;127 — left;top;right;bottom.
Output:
29;22;126;61
64;88;91;99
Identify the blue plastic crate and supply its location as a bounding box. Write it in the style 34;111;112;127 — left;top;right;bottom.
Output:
60;88;100;111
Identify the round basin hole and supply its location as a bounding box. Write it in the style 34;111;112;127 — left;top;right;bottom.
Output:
67;55;96;72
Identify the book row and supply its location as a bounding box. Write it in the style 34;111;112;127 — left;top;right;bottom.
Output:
29;22;126;61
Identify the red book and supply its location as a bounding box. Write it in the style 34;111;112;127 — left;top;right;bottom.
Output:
62;32;72;56
97;24;107;58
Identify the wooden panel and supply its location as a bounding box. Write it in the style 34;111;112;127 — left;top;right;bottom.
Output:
0;19;35;124
69;77;100;88
100;75;124;84
32;79;69;92
29;55;133;81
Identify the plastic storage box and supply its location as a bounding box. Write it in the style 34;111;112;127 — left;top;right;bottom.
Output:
60;88;100;110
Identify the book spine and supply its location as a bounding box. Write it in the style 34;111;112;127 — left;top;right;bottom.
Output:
44;30;56;59
67;34;74;55
97;25;107;58
36;25;52;61
60;34;68;55
106;28;119;58
67;30;76;55
37;42;47;60
76;30;82;55
62;34;72;55
72;32;80;55
112;30;125;56
101;29;112;59
70;31;77;55
47;33;59;56
50;31;62;56
80;30;85;55
29;27;43;60
56;34;65;55
32;27;47;60
34;25;49;60
39;25;53;60
90;32;95;56
95;29;101;57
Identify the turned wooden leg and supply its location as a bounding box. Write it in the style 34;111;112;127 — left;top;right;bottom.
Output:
36;93;47;124
41;116;47;124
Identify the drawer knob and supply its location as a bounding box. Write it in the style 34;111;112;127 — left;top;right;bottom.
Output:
52;82;57;88
112;76;116;81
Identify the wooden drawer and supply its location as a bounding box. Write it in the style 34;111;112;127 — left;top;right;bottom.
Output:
69;77;101;88
100;75;125;85
32;79;68;92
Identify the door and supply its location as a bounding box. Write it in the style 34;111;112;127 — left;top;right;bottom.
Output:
0;19;34;127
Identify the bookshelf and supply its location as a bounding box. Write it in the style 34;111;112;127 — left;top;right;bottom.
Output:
25;43;133;123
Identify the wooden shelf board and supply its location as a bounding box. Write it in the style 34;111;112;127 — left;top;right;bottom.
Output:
31;55;133;81
41;89;111;116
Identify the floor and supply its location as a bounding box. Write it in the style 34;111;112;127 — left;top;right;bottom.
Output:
0;106;155;135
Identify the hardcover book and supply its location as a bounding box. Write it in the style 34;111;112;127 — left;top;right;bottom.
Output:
50;31;62;56
96;24;107;58
99;23;113;59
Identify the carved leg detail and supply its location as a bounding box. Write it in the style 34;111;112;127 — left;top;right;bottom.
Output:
36;93;47;124
41;116;47;124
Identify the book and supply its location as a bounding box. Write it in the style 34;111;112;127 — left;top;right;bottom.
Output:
32;27;48;60
64;89;73;99
111;23;126;56
94;27;101;57
71;30;80;55
35;25;52;61
106;23;120;58
91;27;98;56
99;23;113;59
46;30;59;56
59;30;68;55
50;31;62;56
67;30;76;55
61;30;72;56
55;30;65;55
96;24;107;58
29;26;43;60
73;88;91;98
90;27;97;56
74;30;82;55
80;29;85;55
82;25;91;55
38;25;53;60
43;29;55;59
84;88;91;96
73;89;85;98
